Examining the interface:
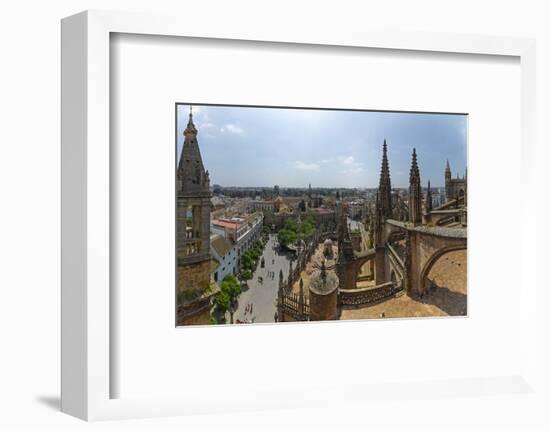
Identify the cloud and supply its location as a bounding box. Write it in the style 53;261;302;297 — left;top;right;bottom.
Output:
291;156;363;174
339;156;356;165
294;161;320;171
221;124;244;134
334;155;364;175
199;122;217;130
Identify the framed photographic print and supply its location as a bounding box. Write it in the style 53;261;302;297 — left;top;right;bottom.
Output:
61;10;538;421
174;103;468;327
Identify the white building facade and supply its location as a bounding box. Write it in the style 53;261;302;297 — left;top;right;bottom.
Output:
210;213;264;282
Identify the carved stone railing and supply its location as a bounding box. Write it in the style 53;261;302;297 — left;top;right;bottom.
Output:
278;293;310;321
181;239;202;256
339;281;403;306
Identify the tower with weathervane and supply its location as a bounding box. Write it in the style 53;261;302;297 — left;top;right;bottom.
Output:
176;107;216;325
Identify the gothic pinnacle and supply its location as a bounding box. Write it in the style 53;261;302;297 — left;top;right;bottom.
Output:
380;139;390;178
410;148;420;178
426;179;433;213
184;106;197;136
409;148;422;224
377;139;392;219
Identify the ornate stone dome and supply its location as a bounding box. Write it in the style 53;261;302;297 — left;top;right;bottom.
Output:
309;261;339;295
323;238;333;246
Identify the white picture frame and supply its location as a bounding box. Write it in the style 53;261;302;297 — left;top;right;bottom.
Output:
61;9;538;421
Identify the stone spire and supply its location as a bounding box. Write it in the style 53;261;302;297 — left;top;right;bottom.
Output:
373;192;383;246
445;159;451;182
336;201;354;271
298;277;305;313
337;201;349;245
408;148;422;225
378;139;393;219
278;269;285;298
288;259;293;280
185;106;197;135
426;180;433;213
177;106;209;195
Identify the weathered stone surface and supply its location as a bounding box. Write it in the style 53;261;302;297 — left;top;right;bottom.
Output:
309;287;338;321
177;259;212;294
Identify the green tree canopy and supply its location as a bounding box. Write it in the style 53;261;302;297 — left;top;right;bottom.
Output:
278;216;317;246
241;253;254;271
214;290;230;314
278;227;297;247
221;274;241;302
240;269;253;281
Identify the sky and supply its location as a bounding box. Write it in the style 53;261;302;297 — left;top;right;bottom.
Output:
176;104;467;189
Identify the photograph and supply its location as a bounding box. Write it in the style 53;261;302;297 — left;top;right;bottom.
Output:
176;104;467;326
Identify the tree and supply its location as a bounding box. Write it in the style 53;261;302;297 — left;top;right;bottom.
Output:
285;218;298;231
278;215;317;247
278;227;297;247
240;269;253;281
221;274;241;303
241;252;254;271
214;290;230;314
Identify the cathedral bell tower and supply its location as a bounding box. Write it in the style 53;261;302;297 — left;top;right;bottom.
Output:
176;107;214;324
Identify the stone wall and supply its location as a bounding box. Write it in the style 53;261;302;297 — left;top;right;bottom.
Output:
350;232;362;252
177;296;213;325
177;259;211;293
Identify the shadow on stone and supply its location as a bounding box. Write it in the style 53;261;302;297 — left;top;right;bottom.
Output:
413;283;467;316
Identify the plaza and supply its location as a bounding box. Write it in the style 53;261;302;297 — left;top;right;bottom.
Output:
233;234;292;323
